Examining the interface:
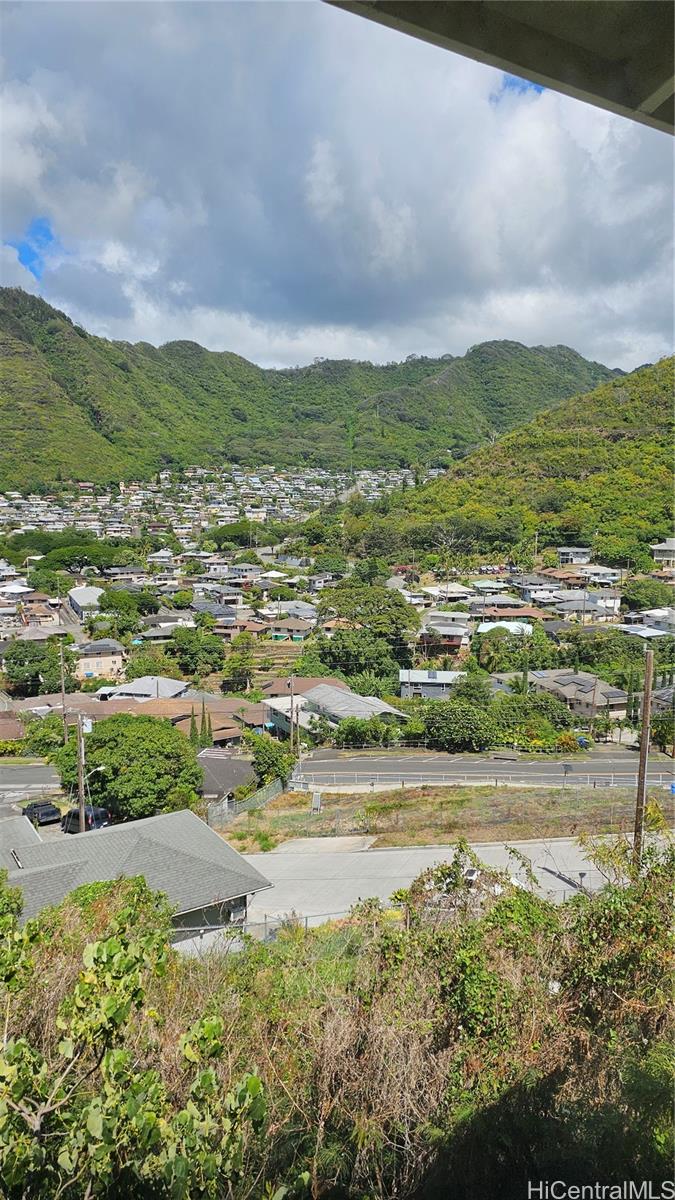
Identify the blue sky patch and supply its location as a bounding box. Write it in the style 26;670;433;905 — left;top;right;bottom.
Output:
491;73;545;104
7;216;57;279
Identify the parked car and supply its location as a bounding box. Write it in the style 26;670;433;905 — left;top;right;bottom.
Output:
22;801;62;826
61;806;111;834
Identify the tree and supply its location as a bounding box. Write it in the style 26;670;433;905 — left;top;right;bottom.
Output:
423;702;497;752
3;639;77;698
245;732;295;784
317;584;419;661
651;710;674;754
351;557;390;586
23;713;64;757
169;628;224;676
450;675;492;708
198;702;212;748
125;649;184;682
189;708;199;747
349;670;399;698
311;629;400;681
55;714;203;821
171;589;194;609
621;578;673;613
222;634;256;693
313;551;347;574
334;717;399;747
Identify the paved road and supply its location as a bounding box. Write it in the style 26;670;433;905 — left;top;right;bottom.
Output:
293;749;675;789
242;834;610;925
0;764;61;810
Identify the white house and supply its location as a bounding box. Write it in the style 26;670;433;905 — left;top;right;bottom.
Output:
650;539;675;568
68;585;104;619
557;547;592;565
399;669;465;699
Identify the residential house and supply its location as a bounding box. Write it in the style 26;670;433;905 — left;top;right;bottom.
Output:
523;669;629;720
557;547;592;565
227;563;263;581
68;585;104;619
650;538;675;568
96;676;190;702
264;683;406;737
399;669;466;699
652;685;674;715
0;810;271;937
269;617;312;642
418;616;471;654
261;676;349;698
629;608;675;634
577;564;622;586
75;639;125;681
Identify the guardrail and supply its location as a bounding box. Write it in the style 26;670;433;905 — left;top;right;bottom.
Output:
291;771;675;790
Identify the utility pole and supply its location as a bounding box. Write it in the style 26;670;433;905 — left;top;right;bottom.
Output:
59;640;68;745
77;713;86;833
632;648;654;871
288;676;294;754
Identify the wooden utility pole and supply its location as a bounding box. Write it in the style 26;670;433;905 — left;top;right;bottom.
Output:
632;648;654;870
59;640;68;745
76;714;86;833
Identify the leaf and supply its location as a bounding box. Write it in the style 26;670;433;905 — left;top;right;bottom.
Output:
58;1037;74;1059
86;1106;103;1140
82;942;99;970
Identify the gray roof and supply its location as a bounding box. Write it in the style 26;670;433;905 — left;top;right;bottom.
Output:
68;585;104;606
5;810;270;921
303;683;405;720
77;639;125;656
0;815;42;872
97;676;188;700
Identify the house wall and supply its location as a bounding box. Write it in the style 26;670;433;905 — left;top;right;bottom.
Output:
400;682;454;699
75;653;124;680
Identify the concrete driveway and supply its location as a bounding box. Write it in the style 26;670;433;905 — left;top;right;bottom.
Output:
244;834;605;924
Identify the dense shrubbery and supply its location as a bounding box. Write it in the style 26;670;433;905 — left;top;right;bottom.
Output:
1;836;672;1198
342;359;673;563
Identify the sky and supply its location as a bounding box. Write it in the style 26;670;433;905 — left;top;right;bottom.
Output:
1;1;673;371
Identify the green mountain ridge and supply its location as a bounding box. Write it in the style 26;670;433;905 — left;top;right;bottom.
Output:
0;287;619;489
343;357;674;565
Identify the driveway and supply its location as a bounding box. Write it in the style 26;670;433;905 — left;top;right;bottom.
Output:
244;834;606;924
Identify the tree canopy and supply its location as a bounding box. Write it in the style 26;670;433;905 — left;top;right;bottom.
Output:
55;714;203;821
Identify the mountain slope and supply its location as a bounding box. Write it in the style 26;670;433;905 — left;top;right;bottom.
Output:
344;358;673;564
0;288;618;488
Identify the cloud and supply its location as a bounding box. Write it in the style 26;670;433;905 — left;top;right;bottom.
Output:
0;1;672;371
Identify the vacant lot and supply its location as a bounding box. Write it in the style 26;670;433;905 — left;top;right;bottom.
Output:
222;783;667;852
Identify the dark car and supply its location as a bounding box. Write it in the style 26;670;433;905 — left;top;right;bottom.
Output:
22;801;62;826
61;806;111;834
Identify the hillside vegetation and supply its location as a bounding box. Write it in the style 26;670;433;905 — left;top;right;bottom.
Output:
1;839;672;1198
343;357;674;564
0;288;617;488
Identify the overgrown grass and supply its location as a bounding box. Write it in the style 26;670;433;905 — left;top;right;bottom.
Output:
5;843;673;1198
222;784;654;851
